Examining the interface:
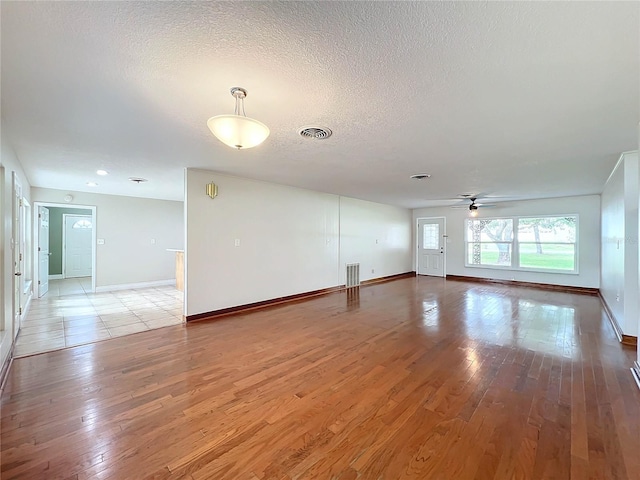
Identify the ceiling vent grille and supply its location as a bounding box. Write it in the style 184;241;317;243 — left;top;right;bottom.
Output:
298;126;332;140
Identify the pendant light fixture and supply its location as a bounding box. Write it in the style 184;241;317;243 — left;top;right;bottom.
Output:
207;87;270;150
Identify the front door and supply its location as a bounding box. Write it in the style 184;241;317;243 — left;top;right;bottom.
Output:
417;218;445;277
64;215;92;278
38;206;50;297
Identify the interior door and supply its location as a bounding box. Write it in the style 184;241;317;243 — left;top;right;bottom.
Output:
417;218;445;277
13;174;23;331
38;206;50;297
64;215;92;278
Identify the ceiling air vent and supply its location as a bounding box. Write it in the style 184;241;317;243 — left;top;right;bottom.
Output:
298;126;332;140
129;177;148;184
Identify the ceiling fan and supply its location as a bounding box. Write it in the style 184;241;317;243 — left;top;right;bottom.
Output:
451;195;496;216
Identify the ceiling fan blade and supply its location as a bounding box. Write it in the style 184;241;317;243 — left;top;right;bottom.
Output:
451;205;470;209
477;204;497;208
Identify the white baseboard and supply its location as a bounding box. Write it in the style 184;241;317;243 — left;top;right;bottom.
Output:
95;279;175;293
48;274;63;280
21;293;33;320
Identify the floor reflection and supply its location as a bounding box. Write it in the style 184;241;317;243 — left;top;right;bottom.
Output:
346;287;360;311
462;288;579;358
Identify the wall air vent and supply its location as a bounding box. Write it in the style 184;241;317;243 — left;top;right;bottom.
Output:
346;263;360;288
298;126;332;140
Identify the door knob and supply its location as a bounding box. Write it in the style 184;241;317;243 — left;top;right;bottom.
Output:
15;272;22;276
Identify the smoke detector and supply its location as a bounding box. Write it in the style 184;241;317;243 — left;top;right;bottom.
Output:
298;126;332;140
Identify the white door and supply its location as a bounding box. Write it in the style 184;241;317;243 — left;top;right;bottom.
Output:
38;206;50;297
417;218;445;277
13;174;23;331
64;215;92;278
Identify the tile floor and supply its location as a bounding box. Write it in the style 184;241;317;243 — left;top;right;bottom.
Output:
15;278;184;357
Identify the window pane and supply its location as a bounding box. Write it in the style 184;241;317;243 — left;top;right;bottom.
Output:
422;223;439;250
517;217;576;242
466;219;514;242
72;220;92;229
467;243;512;266
517;217;576;271
519;243;575;270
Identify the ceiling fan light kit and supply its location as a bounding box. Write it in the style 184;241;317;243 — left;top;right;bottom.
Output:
207;87;270;150
451;196;497;216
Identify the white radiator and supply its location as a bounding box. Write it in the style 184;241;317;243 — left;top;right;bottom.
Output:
346;263;360;288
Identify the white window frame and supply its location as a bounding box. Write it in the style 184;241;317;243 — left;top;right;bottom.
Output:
465;215;579;275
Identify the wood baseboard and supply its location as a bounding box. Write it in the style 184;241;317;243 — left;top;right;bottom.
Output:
445;275;599;296
632;362;640;391
187;286;344;322
598;293;638;347
360;271;416;286
187;271;417;323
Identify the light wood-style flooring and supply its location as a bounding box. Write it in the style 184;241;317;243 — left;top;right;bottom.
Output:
1;276;639;479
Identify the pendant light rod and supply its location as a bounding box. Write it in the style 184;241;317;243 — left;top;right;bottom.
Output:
231;87;247;116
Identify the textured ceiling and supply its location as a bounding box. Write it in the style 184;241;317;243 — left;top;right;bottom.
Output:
1;1;638;207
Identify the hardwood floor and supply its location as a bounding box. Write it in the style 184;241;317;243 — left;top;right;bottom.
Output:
1;277;639;479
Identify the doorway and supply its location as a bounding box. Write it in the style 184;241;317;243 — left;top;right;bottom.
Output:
34;202;96;296
417;217;446;277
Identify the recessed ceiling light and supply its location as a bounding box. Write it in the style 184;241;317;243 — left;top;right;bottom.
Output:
410;174;431;180
129;177;148;184
87;182;98;187
96;169;109;176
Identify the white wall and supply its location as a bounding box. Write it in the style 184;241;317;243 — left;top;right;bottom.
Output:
339;196;412;283
31;188;183;289
601;152;639;337
0;133;32;371
413;195;601;289
185;169;412;317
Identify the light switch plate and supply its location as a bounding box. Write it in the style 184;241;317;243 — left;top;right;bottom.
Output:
97;239;105;245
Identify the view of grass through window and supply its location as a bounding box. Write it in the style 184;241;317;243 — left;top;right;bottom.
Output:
466;216;577;272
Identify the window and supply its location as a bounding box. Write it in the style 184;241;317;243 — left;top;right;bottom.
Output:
422;223;440;250
466;219;513;267
72;219;92;229
517;217;576;271
465;215;578;273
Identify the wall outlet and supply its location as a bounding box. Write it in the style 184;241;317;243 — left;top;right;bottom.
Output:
151;239;156;245
234;239;240;247
97;239;105;245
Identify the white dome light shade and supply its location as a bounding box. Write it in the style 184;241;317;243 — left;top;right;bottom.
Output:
207;114;270;150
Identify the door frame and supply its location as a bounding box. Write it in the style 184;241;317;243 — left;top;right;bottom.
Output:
12;173;23;332
33;202;97;294
415;216;447;277
62;214;92;279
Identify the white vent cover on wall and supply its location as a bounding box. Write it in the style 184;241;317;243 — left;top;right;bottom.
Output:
346;263;360;288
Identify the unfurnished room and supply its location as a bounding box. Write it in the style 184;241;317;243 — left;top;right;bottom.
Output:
0;2;639;479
